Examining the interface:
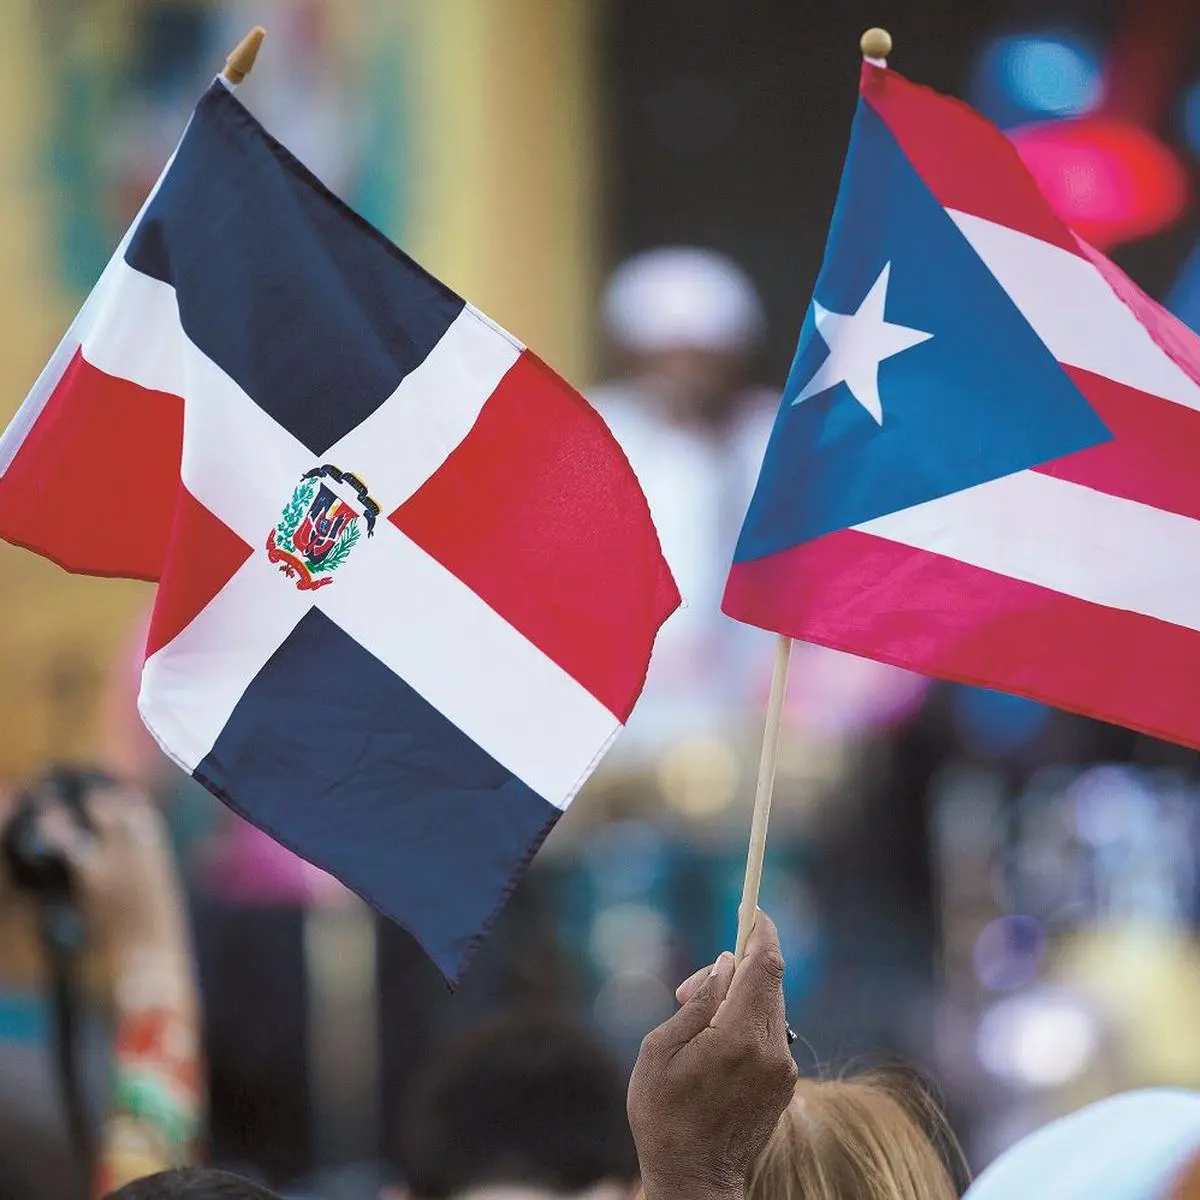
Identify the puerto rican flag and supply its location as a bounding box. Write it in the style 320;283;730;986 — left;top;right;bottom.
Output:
0;79;679;981
725;61;1200;751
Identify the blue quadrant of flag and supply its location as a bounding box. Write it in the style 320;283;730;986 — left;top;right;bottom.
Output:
733;100;1112;564
196;611;557;977
126;84;465;455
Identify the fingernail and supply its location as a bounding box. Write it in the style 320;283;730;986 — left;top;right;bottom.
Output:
710;951;733;976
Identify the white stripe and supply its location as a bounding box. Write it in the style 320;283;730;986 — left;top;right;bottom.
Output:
327;304;521;506
948;210;1200;412
179;326;313;534
140;554;314;771
0;147;181;476
79;266;187;396
64;258;316;537
464;301;526;352
859;471;1200;632
316;522;619;809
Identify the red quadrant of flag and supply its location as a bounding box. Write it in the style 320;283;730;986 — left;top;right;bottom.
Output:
392;351;680;722
0;350;183;581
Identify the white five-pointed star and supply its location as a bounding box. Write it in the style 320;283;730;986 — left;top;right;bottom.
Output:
791;262;933;424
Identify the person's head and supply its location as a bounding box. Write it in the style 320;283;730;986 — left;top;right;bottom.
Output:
749;1071;961;1200
103;1168;282;1199
602;246;764;423
964;1088;1200;1200
393;1010;639;1200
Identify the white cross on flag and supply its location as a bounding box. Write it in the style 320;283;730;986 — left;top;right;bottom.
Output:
0;79;679;981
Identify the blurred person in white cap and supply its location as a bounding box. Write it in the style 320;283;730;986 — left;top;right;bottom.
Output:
590;246;776;761
965;1089;1200;1200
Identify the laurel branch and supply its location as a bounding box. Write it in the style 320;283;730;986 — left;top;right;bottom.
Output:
276;478;317;545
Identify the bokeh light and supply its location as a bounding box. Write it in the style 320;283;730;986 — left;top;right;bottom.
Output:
972;32;1101;128
973;914;1047;991
593;971;675;1038
582;819;669;903
657;736;740;818
1182;79;1200;156
954;687;1050;759
1069;765;1155;848
1000;35;1100;115
1009;117;1190;250
588;903;671;977
977;990;1101;1088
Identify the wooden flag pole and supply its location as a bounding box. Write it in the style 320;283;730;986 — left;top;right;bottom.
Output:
731;26;892;962
223;25;267;84
734;633;793;960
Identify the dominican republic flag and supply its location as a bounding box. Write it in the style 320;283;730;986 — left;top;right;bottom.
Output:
0;79;679;981
726;60;1200;752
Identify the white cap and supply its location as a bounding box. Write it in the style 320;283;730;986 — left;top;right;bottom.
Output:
602;246;765;355
966;1090;1200;1200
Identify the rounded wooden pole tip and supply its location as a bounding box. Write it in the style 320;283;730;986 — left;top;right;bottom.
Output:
860;27;893;61
224;25;266;83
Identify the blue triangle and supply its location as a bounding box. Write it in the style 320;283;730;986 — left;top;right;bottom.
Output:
734;99;1111;564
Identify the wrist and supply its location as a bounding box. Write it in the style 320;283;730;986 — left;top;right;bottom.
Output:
106;879;191;956
640;1167;744;1200
110;926;197;1016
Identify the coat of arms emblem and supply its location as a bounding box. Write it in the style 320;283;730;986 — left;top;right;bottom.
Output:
267;464;380;590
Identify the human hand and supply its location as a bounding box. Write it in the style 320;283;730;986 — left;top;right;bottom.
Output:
627;911;798;1200
32;778;192;995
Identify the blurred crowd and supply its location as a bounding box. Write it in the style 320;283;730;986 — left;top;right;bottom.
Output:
5;773;1200;1200
3;0;1200;1197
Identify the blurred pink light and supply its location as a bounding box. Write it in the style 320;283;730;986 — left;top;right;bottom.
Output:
780;642;929;737
1010;117;1189;250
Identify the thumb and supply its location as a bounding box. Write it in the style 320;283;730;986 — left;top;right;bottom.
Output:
657;951;735;1048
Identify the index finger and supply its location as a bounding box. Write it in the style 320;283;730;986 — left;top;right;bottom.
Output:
675;962;712;1006
712;909;788;1042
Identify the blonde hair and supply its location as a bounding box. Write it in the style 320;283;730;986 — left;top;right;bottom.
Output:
748;1070;964;1200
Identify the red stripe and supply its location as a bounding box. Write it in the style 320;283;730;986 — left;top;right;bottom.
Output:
392;351;680;722
1035;366;1200;522
724;529;1200;751
1075;236;1200;388
0;348;183;581
860;63;1082;257
145;486;252;659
